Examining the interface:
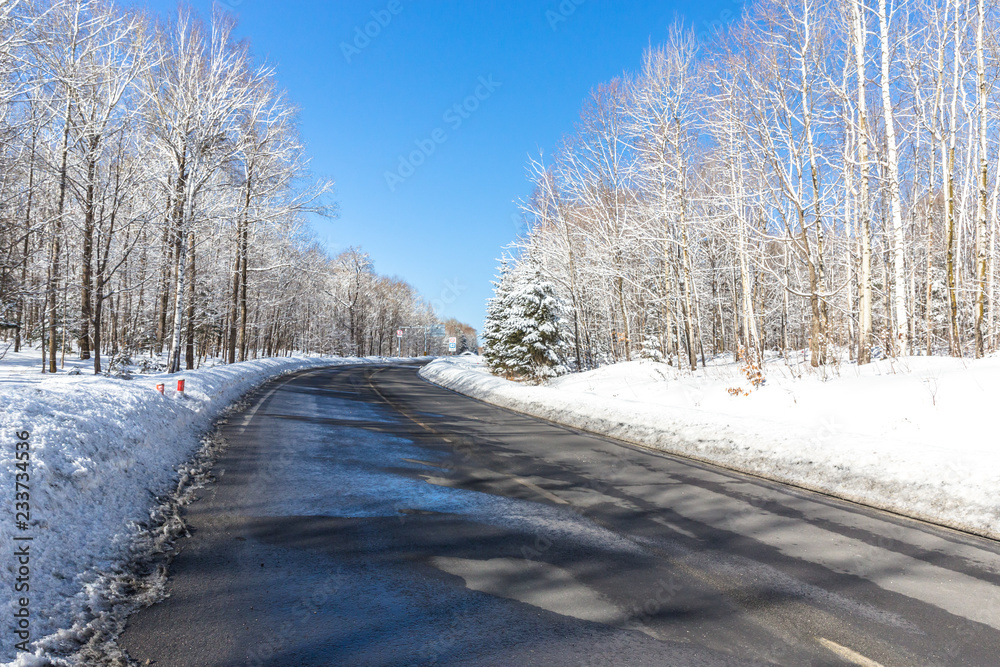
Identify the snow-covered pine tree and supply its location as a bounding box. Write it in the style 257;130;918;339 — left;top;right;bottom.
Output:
483;260;568;382
639;334;665;362
482;261;513;374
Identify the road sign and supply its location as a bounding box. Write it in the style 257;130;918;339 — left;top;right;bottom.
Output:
448;336;457;352
396;329;403;338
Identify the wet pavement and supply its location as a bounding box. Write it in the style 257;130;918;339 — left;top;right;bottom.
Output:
119;363;1000;666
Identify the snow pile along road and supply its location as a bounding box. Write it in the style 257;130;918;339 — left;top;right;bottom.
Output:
0;356;372;665
421;355;1000;541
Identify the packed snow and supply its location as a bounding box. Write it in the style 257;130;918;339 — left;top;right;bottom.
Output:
0;353;378;665
421;354;1000;541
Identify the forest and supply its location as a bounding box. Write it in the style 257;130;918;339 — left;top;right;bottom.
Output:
506;0;1000;373
0;0;457;374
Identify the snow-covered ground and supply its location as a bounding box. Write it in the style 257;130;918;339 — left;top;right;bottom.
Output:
421;354;1000;541
0;351;379;665
0;343;177;379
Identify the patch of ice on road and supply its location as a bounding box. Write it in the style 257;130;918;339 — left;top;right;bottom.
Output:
252;412;647;561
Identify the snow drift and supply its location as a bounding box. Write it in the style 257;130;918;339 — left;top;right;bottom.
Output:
420;355;1000;541
0;356;373;665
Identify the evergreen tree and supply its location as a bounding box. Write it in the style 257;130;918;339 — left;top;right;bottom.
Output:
483;260;568;381
482;261;513;373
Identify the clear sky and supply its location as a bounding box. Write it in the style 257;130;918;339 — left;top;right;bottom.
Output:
137;0;746;332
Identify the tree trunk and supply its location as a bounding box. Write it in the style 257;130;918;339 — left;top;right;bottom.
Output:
925;194;934;356
974;0;988;357
48;101;73;373
736;180;758;360
237;215;249;362
947;145;961;355
79;146;98;360
616;271;630;362
155;188;172;354
167;162;188;374
945;2;962;356
989;175;999;349
229;169;252;364
93;291;103;375
15;122;37;354
852;0;873;364
227;242;240;364
878;0;909;356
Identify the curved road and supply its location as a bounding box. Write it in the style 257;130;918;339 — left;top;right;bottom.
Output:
119;363;1000;666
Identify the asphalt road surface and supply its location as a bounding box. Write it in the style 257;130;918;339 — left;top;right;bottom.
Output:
119;362;1000;666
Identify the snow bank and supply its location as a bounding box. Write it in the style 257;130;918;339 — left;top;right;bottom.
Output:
0;356;375;665
420;355;1000;541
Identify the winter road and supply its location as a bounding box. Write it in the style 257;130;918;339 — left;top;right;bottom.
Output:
119;362;1000;666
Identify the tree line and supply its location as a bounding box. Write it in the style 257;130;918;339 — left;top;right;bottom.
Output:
507;0;1000;372
0;0;460;373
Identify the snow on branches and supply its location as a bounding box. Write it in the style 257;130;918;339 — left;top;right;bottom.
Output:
483;260;570;382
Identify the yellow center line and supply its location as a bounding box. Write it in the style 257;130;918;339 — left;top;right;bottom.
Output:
366;368;568;507
513;477;569;504
816;637;884;667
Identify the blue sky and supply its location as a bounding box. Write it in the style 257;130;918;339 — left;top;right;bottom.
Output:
137;0;745;332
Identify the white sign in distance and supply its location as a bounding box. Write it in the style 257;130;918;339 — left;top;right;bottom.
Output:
397;329;403;338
